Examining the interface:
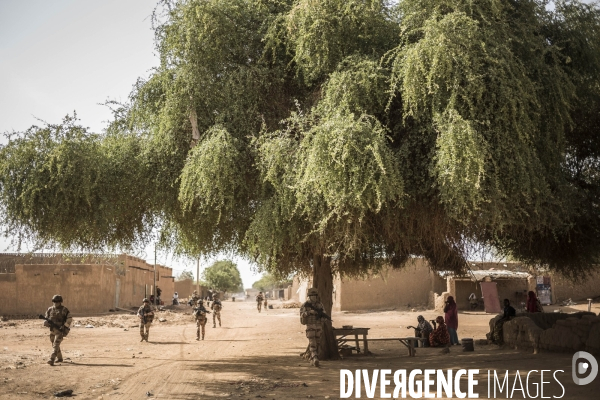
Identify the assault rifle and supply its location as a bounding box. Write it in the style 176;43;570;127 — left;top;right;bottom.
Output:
193;306;211;316
304;303;333;322
38;315;70;336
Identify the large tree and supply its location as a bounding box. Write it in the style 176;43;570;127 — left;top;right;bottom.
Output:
2;0;600;359
202;260;243;293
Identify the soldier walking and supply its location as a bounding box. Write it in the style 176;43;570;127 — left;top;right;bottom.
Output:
256;292;264;313
211;294;222;328
194;299;211;340
137;298;155;342
43;295;73;366
300;288;325;367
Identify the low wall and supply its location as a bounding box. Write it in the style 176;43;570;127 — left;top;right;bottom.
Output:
502;313;600;355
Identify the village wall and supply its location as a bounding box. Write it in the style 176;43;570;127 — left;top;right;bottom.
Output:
336;259;443;311
549;270;600;303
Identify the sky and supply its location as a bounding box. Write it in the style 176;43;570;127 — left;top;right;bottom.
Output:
0;0;262;288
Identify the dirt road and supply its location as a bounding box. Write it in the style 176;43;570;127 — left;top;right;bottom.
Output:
1;300;598;399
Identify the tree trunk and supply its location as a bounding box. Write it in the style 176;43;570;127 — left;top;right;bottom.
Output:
312;254;340;360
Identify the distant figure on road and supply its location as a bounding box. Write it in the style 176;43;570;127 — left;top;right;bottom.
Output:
189;290;200;307
194;299;211;340
211;294;223;328
172;292;179;305
468;293;478;310
264;295;268;310
43;294;73;366
256;292;264;313
137;298;155;342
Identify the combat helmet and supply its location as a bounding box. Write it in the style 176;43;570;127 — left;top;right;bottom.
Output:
307;288;319;297
143;298;150;303
51;294;63;303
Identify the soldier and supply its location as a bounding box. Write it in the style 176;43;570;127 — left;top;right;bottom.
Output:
43;295;73;366
190;290;200;307
137;298;155;342
211;294;222;328
264;295;268;310
193;299;211;340
300;287;325;367
256;292;264;313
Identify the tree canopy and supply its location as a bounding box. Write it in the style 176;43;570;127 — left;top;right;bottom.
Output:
1;0;600;290
252;273;293;291
202;260;243;293
176;270;195;281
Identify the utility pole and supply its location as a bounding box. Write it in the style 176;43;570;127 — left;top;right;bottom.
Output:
154;244;157;308
196;255;201;295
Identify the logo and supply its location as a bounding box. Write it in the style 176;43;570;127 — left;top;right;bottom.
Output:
572;351;598;386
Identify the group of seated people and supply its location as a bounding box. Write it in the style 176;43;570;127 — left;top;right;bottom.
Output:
406;291;543;348
406;315;452;348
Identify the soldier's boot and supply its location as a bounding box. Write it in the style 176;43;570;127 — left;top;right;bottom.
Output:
140;335;145;342
57;357;63;362
213;324;216;328
47;359;54;366
312;357;320;367
219;321;221;327
145;333;149;342
196;337;199;341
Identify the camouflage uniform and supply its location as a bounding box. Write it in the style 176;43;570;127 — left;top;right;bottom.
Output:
300;288;324;367
137;300;155;342
256;293;264;313
211;298;222;328
194;302;210;340
44;295;73;366
190;291;200;306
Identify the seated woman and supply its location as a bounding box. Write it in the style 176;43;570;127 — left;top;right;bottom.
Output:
406;315;433;347
429;316;450;347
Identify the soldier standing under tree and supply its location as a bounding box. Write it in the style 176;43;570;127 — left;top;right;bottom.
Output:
43;295;73;366
256;292;264;313
137;298;155;342
211;294;222;328
194;299;211;340
300;287;325;367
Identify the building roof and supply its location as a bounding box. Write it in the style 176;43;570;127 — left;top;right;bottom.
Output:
438;269;531;282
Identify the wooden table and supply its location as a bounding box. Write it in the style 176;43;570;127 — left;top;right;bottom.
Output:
333;327;370;354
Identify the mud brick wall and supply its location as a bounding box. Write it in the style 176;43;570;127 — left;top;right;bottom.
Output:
502;313;600;355
337;258;446;311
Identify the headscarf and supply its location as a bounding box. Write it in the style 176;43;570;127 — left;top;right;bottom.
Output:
430;316;450;347
417;315;433;332
444;297;458;329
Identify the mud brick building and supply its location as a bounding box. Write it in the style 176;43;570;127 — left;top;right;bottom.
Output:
0;253;175;315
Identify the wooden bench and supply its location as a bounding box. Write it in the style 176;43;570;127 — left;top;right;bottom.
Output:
368;337;426;357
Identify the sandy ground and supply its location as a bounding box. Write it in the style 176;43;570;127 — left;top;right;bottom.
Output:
1;300;599;399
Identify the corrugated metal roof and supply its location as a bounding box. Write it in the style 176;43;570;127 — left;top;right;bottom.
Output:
437;269;531;282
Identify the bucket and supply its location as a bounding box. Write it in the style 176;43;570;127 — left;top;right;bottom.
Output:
462;338;474;352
